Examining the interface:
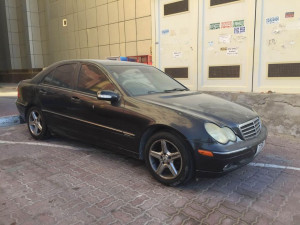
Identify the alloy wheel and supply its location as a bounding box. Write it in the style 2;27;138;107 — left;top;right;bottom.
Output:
148;139;183;179
28;110;43;136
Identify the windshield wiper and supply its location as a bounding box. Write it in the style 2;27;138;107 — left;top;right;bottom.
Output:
163;88;188;93
148;90;160;94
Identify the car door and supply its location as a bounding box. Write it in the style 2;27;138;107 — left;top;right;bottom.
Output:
69;63;136;153
38;63;80;136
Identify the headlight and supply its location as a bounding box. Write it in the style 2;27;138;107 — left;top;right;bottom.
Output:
222;127;237;142
204;123;237;144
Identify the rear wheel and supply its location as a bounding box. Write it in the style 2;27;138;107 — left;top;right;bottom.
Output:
27;107;49;140
145;131;194;186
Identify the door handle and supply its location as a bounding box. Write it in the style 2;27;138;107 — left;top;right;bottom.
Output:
39;89;47;95
71;96;81;103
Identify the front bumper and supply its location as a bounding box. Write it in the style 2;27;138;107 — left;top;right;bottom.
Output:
192;124;268;176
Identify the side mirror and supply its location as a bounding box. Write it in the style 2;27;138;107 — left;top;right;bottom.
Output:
97;90;120;103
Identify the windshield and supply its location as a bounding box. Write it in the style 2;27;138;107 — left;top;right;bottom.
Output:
106;65;188;96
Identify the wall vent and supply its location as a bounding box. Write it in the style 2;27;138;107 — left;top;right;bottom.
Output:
209;65;240;78
165;67;188;78
210;0;240;6
164;0;188;16
268;63;300;77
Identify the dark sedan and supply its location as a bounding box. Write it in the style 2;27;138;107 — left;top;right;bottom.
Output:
16;60;267;186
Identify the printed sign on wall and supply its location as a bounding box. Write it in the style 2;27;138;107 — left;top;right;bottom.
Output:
266;16;280;24
227;47;238;55
210;23;220;30
173;51;182;58
285;12;294;18
233;20;244;27
221;21;232;29
234;26;246;34
162;29;169;35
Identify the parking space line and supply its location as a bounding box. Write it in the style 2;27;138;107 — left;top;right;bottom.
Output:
0;140;94;151
249;162;300;171
1;139;299;172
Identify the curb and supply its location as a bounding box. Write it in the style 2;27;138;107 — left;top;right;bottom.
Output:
0;115;24;127
0;92;17;97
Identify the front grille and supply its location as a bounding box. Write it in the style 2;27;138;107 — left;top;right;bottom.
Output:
239;117;261;140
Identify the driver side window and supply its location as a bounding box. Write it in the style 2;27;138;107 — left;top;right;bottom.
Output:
77;64;115;94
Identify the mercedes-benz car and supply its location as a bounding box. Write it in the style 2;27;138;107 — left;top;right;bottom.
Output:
16;60;267;186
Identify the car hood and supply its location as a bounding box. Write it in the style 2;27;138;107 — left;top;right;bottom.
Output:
135;91;257;126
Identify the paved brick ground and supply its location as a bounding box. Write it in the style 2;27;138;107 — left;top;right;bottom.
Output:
0;83;18;117
0;97;18;117
0;124;299;225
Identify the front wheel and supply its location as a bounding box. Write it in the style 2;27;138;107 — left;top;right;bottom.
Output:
145;132;194;186
27;107;50;140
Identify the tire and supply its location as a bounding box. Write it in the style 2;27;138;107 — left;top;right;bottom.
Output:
144;131;194;186
26;107;50;140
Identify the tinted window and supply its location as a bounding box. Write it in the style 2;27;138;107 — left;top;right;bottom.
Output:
52;64;76;88
42;71;53;85
77;64;115;94
41;64;76;89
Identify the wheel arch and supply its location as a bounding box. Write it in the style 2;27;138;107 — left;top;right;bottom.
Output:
138;124;195;160
24;104;36;122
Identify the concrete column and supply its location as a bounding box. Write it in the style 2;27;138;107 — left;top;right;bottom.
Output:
24;0;44;68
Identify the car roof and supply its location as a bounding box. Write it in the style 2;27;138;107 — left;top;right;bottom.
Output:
55;59;150;67
32;59;152;84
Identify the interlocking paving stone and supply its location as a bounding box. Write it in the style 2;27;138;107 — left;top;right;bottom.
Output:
0;124;299;224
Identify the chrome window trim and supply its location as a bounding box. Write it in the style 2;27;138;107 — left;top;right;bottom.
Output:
73;90;97;99
39;83;73;93
39;83;98;99
42;109;135;137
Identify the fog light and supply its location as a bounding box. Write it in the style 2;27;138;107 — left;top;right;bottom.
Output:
198;150;214;157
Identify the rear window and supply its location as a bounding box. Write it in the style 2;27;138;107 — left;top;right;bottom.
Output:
41;64;77;89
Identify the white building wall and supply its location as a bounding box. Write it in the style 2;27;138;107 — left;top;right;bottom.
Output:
198;0;256;92
154;0;300;93
253;0;300;93
156;0;198;90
